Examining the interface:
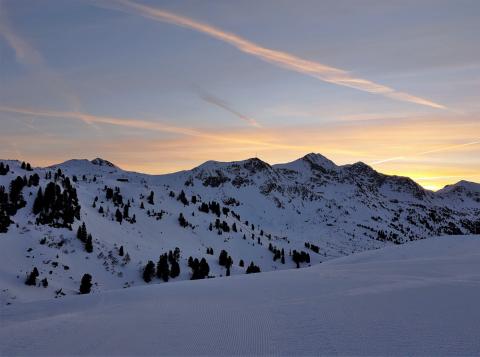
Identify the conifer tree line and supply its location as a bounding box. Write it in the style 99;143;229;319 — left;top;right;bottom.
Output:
246;262;261;274
188;256;210;280
304;242;320;254
33;175;80;228
269;243;285;264
143;248;181;283
198;201;221;217
0;173;40;232
292;250;311;268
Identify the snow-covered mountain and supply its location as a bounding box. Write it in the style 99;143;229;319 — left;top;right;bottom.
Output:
1;154;479;304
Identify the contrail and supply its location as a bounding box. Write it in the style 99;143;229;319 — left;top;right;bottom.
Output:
0;105;306;150
99;0;446;110
371;140;480;165
199;92;261;127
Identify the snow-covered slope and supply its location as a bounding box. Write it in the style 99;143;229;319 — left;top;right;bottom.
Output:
0;155;479;304
2;235;480;356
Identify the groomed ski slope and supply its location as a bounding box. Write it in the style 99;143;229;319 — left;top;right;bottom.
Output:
2;235;480;356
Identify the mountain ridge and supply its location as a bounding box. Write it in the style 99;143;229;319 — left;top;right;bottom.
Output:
43;154;479;192
0;154;478;304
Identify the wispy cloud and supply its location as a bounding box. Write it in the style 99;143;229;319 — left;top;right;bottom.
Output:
370;140;480;165
0;105;306;150
100;0;446;110
199;92;260;127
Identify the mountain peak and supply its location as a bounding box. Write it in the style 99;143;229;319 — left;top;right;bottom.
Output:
91;158;116;168
301;153;337;170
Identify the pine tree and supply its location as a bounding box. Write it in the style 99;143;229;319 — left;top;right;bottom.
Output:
170;260;180;278
77;222;87;242
119;246;124;256
147;191;154;205
85;234;93;253
156;254;170;282
32;187;43;215
199;258;210;278
25;267;39;286
178;190;189;205
79;274;92;294
115;209;123;223
178;213;188;227
143;261;155;283
219;250;229;266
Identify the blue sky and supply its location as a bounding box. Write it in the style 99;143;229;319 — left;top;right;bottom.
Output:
0;0;479;189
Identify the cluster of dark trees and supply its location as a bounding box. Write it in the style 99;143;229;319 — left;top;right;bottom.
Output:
76;222;93;253
114;201;136;224
177;190;189;206
268;243;285;263
20;161;33;171
219;249;233;276
0;162;9;175
206;247;214;255
105;186;123;206
376;230;401;244
198;201;221;217
24;267;48;288
143;248;181;283
146;209;164;220
0;174;38;232
33;177;80;228
214;218;231;233
104;186;137;224
188;256;210;279
292;250;311;268
246;262;261;274
305;242;320;254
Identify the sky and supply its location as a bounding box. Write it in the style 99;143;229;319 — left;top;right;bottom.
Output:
0;0;479;190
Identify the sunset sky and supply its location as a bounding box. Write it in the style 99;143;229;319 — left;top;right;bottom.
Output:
0;0;479;190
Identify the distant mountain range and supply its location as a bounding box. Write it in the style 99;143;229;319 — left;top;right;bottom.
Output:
1;154;479;304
